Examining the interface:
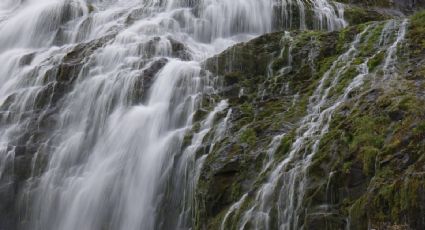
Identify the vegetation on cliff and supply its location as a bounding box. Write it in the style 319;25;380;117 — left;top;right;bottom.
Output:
191;9;425;230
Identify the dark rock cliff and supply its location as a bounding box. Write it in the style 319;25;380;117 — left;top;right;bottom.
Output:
191;9;425;230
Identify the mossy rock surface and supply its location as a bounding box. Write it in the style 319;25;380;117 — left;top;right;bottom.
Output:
193;10;425;230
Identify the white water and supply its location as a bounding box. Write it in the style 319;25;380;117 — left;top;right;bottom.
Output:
236;26;373;230
0;0;347;229
277;0;346;30
383;19;408;80
221;193;249;230
220;19;410;230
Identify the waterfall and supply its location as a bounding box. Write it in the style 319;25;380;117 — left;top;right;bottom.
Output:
383;19;408;80
0;0;348;229
220;19;410;230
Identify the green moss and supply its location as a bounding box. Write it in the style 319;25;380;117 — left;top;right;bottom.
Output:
346;7;382;25
317;56;338;78
349;196;368;230
283;95;309;123
409;10;425;51
349;116;386;152
360;146;379;176
368;51;385;71
257;100;284;118
328;65;359;98
239;128;257;146
400;178;423;209
271;57;286;71
413;121;425;137
240;102;254;116
342;162;352;174
87;4;95;13
276;133;295;156
336;27;350;53
397;95;422;113
197;16;425;229
350;132;384;150
224;72;242;86
359;22;385;57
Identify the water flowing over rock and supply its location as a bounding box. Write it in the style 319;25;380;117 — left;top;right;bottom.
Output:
1;0;425;230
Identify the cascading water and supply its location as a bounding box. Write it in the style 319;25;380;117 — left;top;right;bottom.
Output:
239;27;374;228
383;19;408;80
0;0;347;229
220;19;410;230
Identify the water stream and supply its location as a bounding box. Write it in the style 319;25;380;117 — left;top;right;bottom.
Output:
0;0;346;229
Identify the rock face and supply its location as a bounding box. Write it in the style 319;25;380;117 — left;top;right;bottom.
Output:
190;9;425;230
342;0;425;13
1;1;425;230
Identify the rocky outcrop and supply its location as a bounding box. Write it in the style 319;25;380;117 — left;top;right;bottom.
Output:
192;10;425;230
340;0;425;26
340;0;425;14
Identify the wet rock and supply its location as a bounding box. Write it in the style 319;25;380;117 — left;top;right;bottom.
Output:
340;0;425;14
304;212;346;230
169;37;192;61
207;167;239;216
133;58;168;103
18;52;35;66
388;110;404;121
